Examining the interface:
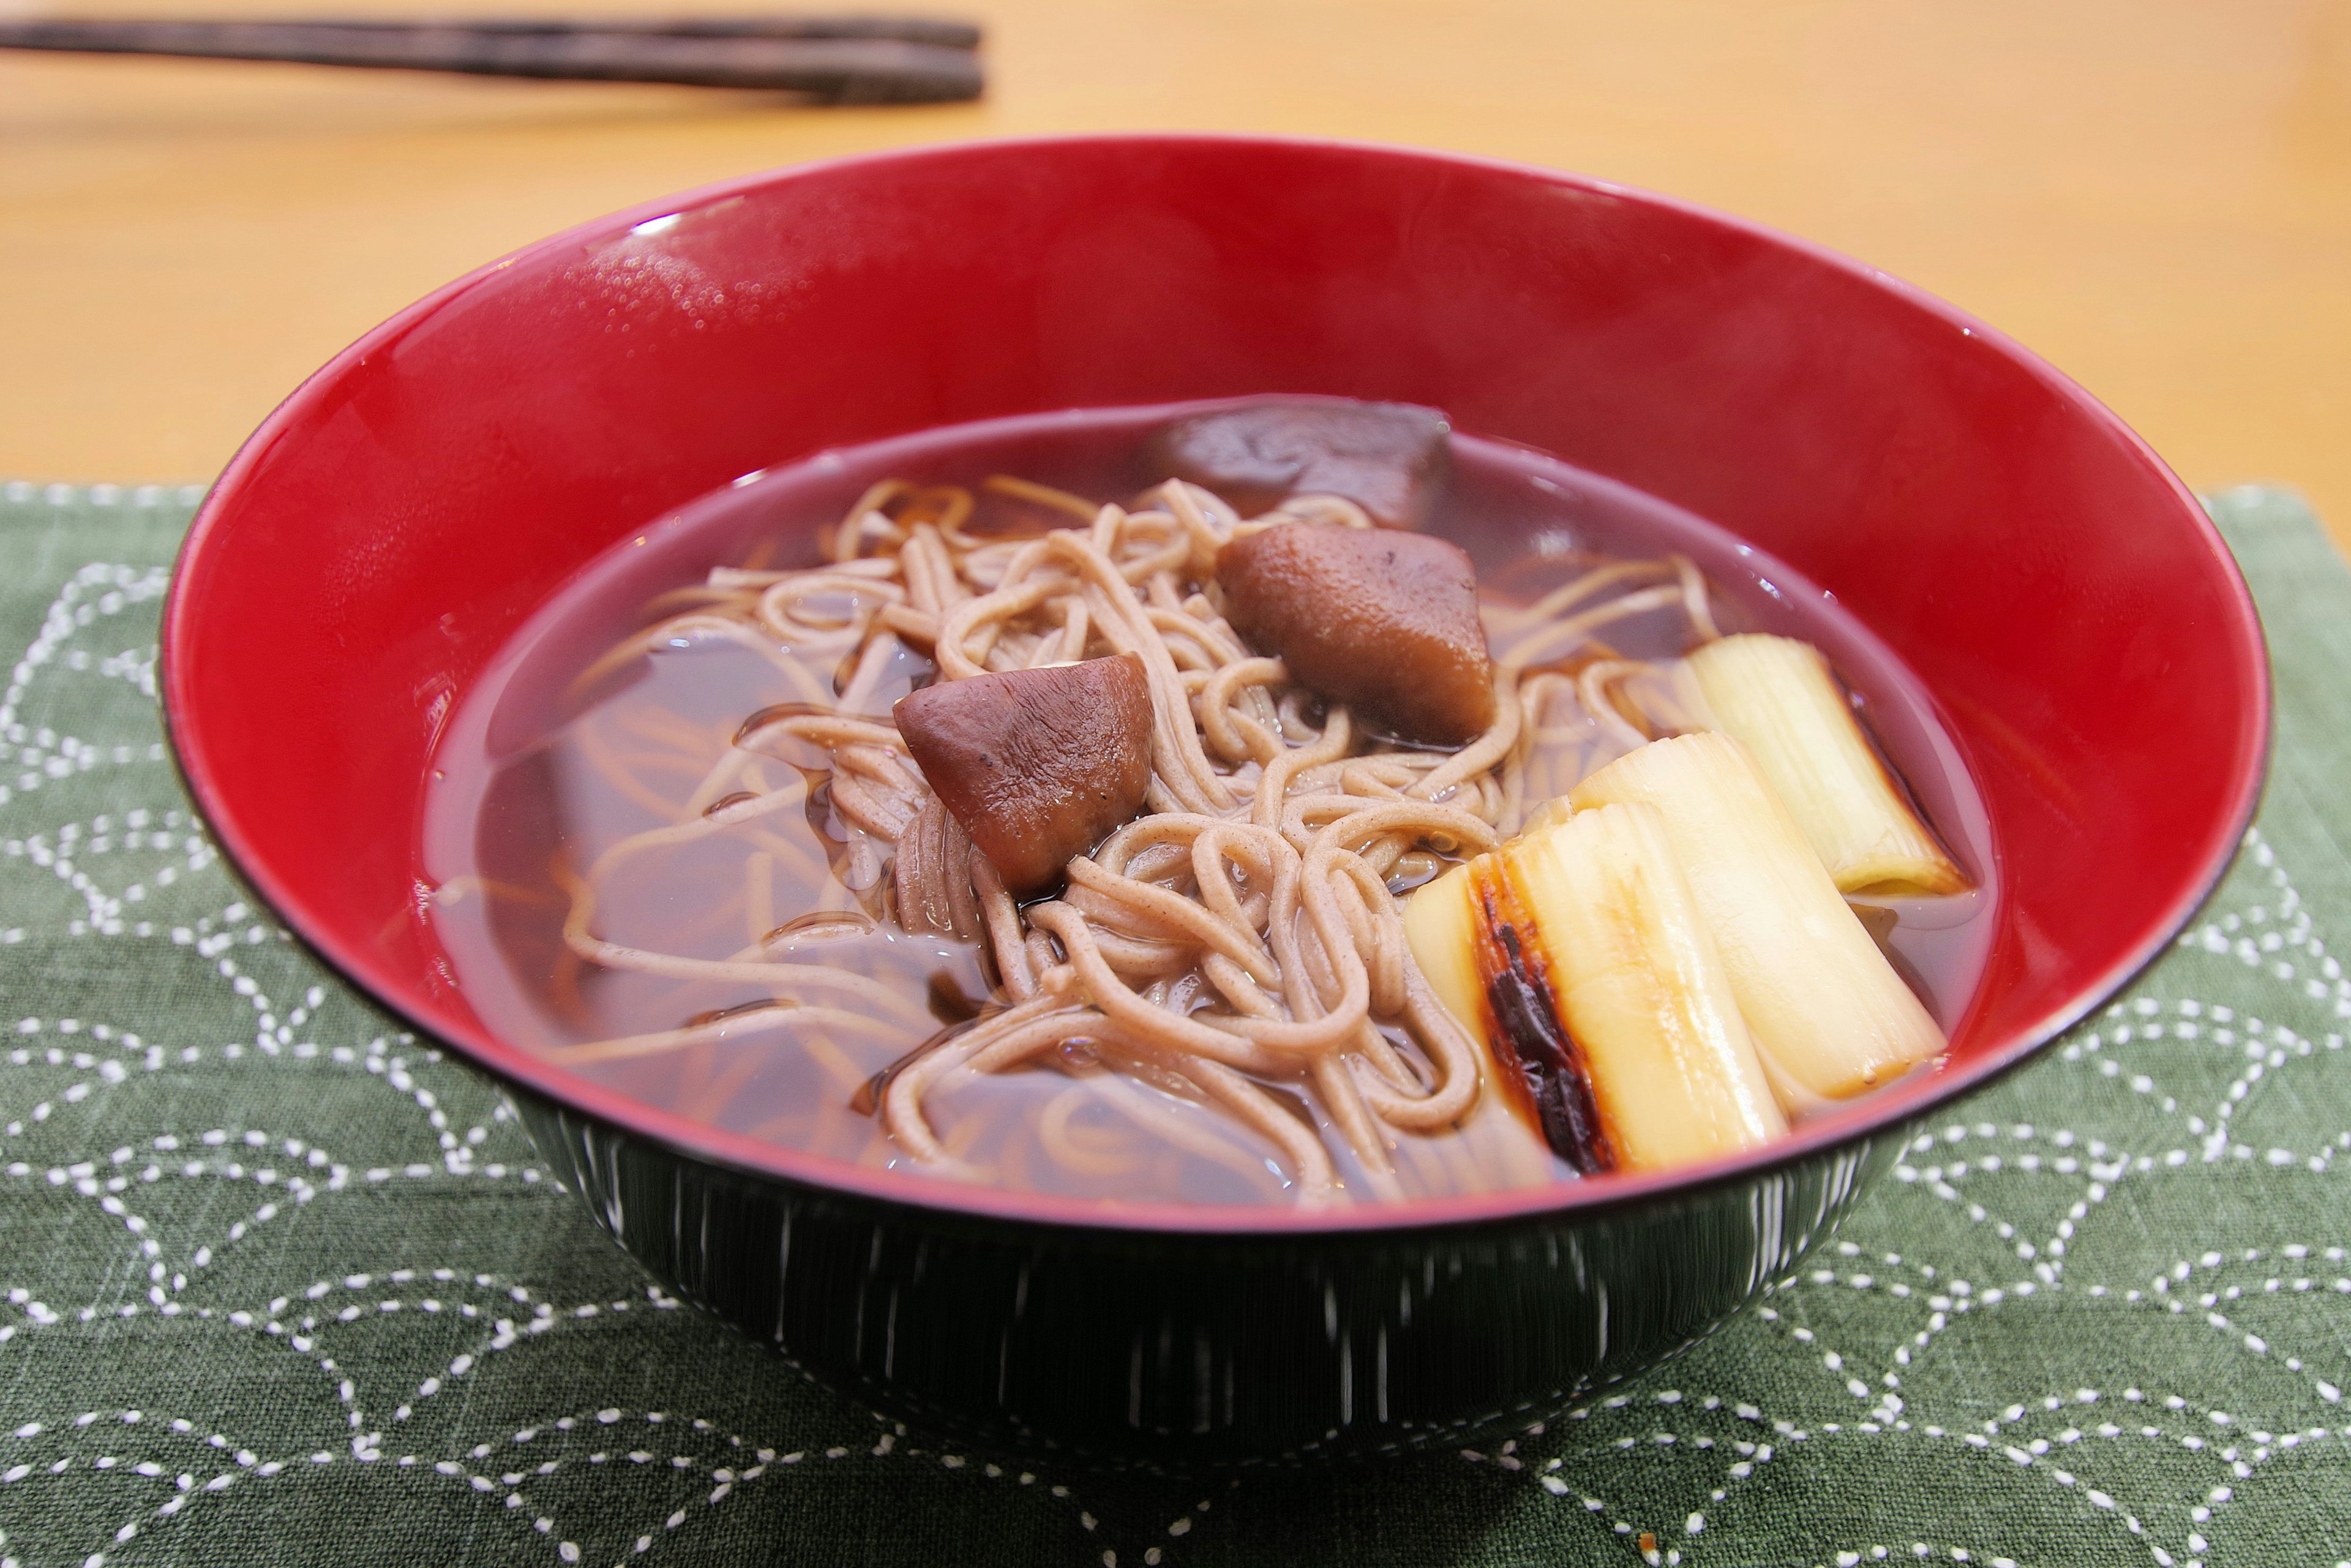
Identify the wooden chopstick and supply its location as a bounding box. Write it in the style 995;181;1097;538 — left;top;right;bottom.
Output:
216;14;981;46
0;15;984;101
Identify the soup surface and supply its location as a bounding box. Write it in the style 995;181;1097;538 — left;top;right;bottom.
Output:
424;400;1995;1207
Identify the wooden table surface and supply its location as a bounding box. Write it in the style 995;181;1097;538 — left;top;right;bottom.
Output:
6;0;2350;548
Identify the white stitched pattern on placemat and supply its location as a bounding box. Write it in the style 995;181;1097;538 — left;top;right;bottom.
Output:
1;488;2345;1568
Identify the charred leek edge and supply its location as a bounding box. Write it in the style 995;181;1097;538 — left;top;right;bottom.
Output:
1679;633;1969;896
1401;801;1785;1174
1569;733;1944;1104
1467;857;1615;1174
1411;861;1620;1161
1507;802;1786;1170
1406;858;1623;1170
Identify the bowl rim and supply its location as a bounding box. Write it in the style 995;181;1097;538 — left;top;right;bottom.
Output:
161;130;2271;1237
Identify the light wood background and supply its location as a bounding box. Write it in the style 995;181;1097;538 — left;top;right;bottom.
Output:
5;0;2350;547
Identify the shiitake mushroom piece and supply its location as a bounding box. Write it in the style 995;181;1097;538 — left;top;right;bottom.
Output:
1216;522;1496;745
1139;398;1451;529
893;652;1155;896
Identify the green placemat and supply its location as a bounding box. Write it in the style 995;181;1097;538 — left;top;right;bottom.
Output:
1;479;2345;1568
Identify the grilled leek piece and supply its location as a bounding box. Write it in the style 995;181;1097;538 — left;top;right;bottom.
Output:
1680;633;1968;896
1570;733;1943;1104
1402;801;1785;1174
1514;803;1787;1168
1399;863;1483;1061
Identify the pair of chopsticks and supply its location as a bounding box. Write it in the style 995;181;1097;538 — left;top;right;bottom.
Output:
0;14;984;101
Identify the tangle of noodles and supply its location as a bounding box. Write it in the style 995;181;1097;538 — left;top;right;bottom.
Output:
523;474;1733;1206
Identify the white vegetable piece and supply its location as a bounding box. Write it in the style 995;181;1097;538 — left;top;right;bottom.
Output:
1681;632;1968;896
1513;801;1786;1169
1570;732;1945;1105
1398;862;1483;1069
1402;800;1786;1173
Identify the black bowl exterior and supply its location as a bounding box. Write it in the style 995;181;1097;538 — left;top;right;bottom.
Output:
515;1090;1901;1467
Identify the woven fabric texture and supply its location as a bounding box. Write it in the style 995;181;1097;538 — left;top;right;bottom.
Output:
0;479;2343;1568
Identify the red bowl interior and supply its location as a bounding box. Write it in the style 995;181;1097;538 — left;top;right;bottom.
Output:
163;135;2267;1232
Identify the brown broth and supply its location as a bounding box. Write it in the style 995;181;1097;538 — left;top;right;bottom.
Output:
422;402;1997;1206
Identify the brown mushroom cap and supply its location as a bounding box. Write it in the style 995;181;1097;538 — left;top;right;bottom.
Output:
1216;522;1496;746
893;653;1156;896
1139;399;1450;528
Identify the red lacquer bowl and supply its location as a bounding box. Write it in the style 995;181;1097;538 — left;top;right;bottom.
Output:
162;135;2266;1466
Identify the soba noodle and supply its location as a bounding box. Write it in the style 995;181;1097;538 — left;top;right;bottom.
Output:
534;475;1727;1205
